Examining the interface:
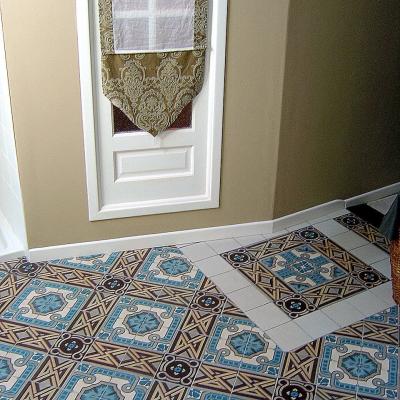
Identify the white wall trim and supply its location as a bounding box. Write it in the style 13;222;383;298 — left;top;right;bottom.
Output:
27;199;345;262
26;181;399;262
76;0;227;221
345;181;400;208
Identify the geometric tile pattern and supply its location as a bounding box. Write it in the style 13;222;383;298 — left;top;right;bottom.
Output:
0;246;397;399
317;335;398;398
335;213;390;253
134;246;204;290
221;226;389;317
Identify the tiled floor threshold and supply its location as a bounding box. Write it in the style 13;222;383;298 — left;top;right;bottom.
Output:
0;206;398;399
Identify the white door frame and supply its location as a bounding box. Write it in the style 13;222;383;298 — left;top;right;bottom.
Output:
76;0;227;221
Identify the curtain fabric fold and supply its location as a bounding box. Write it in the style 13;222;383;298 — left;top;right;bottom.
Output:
98;0;208;136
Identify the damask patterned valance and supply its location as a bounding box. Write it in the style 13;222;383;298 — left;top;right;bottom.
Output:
98;0;208;135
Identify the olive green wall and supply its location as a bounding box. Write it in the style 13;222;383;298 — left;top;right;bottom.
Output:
0;0;289;248
274;0;400;217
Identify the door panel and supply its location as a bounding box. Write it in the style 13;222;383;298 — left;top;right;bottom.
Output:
77;0;227;220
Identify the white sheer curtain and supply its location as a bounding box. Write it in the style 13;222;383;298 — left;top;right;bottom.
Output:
112;0;195;53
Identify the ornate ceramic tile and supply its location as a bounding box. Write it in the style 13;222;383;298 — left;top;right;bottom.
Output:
365;305;398;326
49;252;123;274
33;263;104;289
96;274;132;295
49;332;94;361
109;248;151;278
193;363;238;394
0;273;31;314
221;227;389;317
273;378;316;400
98;295;185;351
232;370;277;399
147;380;188;399
317;335;398;398
190;291;227;314
118;347;164;377
0;342;44;398
334;213;389;252
179;309;217;337
19;355;76;399
362;320;399;346
0;278;92;330
0;319;59;352
0;257;19;273
203;315;282;377
67;290;119;337
2;257;46;276
280;339;323;383
57;363;153;399
83;340;130;370
134;247;204;290
155;353;200;387
260;244;347;293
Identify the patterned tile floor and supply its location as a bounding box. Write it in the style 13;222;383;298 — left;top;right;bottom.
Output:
0;246;398;399
0;209;398;398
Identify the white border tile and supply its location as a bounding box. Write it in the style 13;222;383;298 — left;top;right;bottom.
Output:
227;286;271;312
351;244;389;265
195;255;234;277
206;238;241;254
180;242;216;262
211;270;252;293
295;310;339;339
266;322;312;351
245;303;291;331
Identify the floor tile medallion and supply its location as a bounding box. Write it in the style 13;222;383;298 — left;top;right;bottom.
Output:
221;226;389;318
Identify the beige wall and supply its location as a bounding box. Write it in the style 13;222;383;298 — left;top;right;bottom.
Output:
274;0;400;217
2;0;399;248
0;0;289;248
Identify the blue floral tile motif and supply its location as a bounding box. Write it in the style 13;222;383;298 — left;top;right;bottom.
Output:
0;279;92;331
318;335;398;399
50;252;122;274
365;306;399;326
98;295;185;352
134;247;204;290
259;244;346;293
56;363;152;400
203;315;282;377
31;293;67;315
0;270;7;280
0;342;44;398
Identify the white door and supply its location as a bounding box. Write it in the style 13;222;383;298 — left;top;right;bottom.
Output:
77;0;227;220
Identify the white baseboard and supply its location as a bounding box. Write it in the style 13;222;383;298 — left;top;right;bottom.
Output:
345;181;400;208
26;182;398;262
27;200;345;262
271;200;344;232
